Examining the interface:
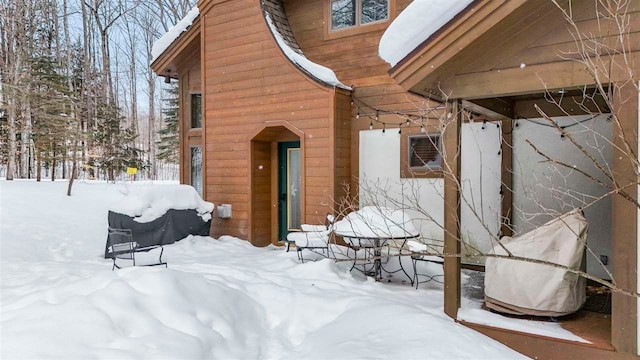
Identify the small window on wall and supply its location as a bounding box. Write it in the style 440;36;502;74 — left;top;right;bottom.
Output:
409;134;442;170
190;146;203;197
190;94;202;129
331;0;388;30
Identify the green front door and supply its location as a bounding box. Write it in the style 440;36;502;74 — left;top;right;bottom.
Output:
278;141;301;241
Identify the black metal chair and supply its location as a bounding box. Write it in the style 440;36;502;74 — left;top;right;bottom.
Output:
411;254;444;288
107;227;167;270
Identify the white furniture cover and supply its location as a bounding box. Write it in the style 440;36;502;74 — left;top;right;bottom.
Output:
333;206;420;247
286;214;335;248
484;209;588;316
287;228;330;248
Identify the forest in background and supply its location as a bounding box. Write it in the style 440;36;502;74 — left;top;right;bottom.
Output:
0;0;196;181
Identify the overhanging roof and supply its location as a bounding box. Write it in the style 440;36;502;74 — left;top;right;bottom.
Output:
150;16;201;79
389;0;640;100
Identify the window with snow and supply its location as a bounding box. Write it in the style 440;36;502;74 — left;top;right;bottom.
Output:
190;93;202;129
408;134;442;170
331;0;388;30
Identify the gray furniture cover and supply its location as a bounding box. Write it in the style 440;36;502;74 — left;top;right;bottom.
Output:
104;209;211;259
484;209;587;316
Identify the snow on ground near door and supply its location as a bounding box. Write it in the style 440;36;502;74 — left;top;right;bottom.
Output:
0;180;527;359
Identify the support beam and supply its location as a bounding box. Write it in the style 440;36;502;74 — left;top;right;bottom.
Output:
500;120;513;237
463;98;514;120
443;100;462;319
418;51;640;100
610;81;638;354
514;92;610;118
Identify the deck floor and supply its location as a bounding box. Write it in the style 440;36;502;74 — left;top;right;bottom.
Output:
461;269;613;350
560;310;612;350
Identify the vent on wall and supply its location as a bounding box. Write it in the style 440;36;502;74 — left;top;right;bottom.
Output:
217;204;232;219
409;134;442;169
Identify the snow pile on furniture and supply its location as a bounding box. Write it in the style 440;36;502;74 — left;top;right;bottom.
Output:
288;230;329;248
334;206;419;246
151;6;199;62
379;0;473;67
288;216;335;249
108;184;214;223
485;209;587;316
265;14;350;90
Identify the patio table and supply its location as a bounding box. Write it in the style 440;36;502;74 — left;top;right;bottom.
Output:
333;206;421;282
338;233;418;281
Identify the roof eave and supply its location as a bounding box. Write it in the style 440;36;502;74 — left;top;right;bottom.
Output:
150;17;201;78
388;0;528;97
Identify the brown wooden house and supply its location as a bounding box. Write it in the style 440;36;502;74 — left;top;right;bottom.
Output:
151;0;639;358
150;0;429;245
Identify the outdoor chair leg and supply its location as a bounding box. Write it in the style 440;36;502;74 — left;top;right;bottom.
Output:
412;258;418;288
159;247;167;268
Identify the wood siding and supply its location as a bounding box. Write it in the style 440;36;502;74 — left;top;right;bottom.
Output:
333;90;352;206
285;0;440;184
179;58;203;185
201;0;340;243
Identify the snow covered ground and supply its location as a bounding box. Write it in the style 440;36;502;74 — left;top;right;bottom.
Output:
1;180;529;359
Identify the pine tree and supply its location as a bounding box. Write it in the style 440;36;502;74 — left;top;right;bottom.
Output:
156;84;179;163
29;55;78;180
92;101;145;181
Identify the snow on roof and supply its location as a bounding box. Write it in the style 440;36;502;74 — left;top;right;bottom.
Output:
334;206;420;239
265;14;351;90
379;0;474;67
108;184;214;223
151;6;200;63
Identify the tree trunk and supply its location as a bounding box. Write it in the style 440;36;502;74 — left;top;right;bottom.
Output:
35;150;41;182
6;96;17;180
51;153;56;181
67;159;77;196
20;100;32;178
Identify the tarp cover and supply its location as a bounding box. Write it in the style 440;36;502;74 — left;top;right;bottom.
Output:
104;209;211;258
484;209;587;316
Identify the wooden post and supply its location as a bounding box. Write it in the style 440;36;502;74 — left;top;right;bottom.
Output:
611;81;638;354
500;120;513;237
443;100;462;319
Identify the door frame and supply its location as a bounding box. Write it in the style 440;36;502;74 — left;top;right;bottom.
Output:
278;141;302;241
248;122;306;246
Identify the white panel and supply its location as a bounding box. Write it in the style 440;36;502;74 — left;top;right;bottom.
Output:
359;130;445;247
512;114;612;279
358;126;501;258
461;122;502;262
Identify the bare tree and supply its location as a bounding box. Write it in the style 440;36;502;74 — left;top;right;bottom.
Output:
0;0;31;180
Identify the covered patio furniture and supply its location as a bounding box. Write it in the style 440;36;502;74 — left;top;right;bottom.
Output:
104;185;213;259
334;206;419;281
485;209;588;317
287;214;334;262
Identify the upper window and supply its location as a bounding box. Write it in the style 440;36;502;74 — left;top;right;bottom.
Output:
331;0;389;30
190;93;202;129
409;134;442;170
